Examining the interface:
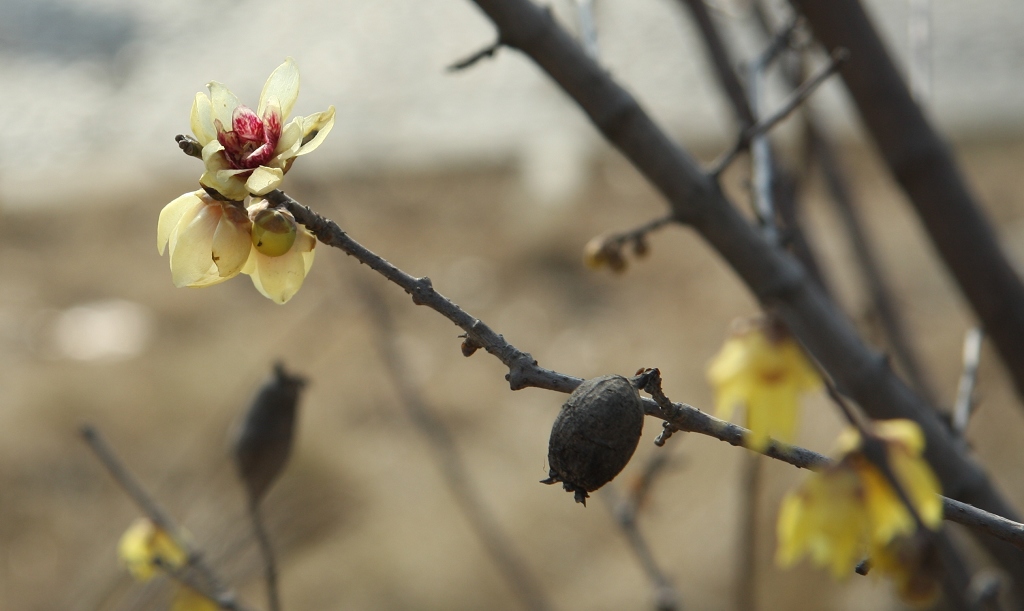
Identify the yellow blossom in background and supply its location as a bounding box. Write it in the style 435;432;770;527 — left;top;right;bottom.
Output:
172;587;219;611
241;200;316;304
776;419;943;603
707;318;820;449
190;58;336;201
158;190;252;288
118;518;188;582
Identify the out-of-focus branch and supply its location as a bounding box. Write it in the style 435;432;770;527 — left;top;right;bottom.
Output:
358;281;554;611
80;425;257;611
676;0;755;129
709;47;846;176
602;486;681;611
573;0;599;60
789;0;1024;415
953;327;984;436
459;0;1024;584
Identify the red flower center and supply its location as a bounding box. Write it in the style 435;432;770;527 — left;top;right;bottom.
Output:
215;105;281;171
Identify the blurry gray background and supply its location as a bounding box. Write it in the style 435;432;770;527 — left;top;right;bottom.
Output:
1;0;1021;208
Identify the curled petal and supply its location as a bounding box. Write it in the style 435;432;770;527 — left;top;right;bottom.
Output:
158;191;203;255
170;204;220;287
246;166;284;196
211;208;253;277
258;58;300;121
295;106;336;156
208;82;240;133
190;93;217;146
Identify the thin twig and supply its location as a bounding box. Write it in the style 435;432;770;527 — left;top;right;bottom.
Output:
603;487;681;611
80;425;257;611
676;0;755;129
573;0;599;60
736;454;761;611
262;190;1024;553
358;280;554;611
709;47;848;176
953;327;984;435
447;40;503;72
248;501;280;611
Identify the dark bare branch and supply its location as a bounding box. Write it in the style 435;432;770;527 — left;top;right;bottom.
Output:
461;0;1024;583
80;425;257;611
789;0;1024;413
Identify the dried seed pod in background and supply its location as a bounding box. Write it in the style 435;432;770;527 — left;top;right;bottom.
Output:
233;362;307;504
542;375;645;505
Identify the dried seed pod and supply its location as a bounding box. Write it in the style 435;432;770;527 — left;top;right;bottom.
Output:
542;375;644;505
233;363;307;504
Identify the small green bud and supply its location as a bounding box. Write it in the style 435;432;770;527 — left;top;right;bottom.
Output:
251;208;297;257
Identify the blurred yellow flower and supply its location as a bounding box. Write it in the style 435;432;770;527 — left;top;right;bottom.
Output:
158;190;253;288
190;58;336;201
777;419;943;602
241;200;316;304
707;318;820;449
172;587;219;611
118;518;188;582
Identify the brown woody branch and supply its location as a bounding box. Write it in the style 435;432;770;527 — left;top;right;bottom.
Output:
461;0;1024;585
789;0;1024;411
263;190;1024;554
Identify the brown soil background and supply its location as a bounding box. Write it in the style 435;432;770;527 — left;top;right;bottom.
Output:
2;137;1023;610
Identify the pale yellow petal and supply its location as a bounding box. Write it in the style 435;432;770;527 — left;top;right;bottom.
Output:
891;450;943;529
117;518;187;582
211;210;252;278
297;227;316;274
158;192;203;255
247;249;308;304
258;57;299;120
273;118;304;163
245;166;284;196
208;81;239;130
170;204;220;288
190;92;217;146
295;106;336;156
875;419;926;455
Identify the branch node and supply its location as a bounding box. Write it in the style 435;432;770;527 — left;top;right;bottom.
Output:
410;276;433;305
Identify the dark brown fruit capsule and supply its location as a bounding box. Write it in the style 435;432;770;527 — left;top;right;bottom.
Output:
542;375;644;505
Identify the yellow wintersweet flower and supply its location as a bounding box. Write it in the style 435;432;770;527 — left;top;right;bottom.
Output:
777;419;943;602
158;190;253;288
118;518;188;582
707;318;820;449
172;587;219;611
241;200;316;304
190;58;336;201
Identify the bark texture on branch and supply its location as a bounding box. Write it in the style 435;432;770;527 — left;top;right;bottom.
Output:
790;0;1024;406
465;0;1024;588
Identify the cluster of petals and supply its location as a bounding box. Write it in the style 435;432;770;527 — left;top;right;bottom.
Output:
157;58;329;304
706;317;821;450
118;518;217;610
118;517;187;582
776;419;943;604
190;57;335;202
158;192;315;304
